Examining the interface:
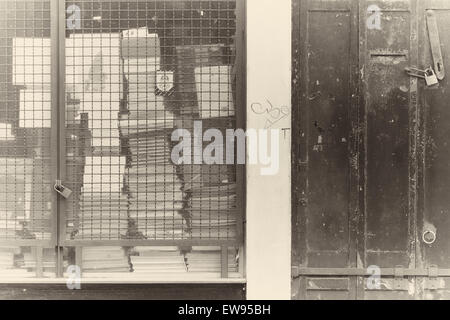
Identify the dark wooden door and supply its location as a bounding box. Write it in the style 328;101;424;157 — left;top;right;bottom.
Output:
293;0;450;300
360;0;417;300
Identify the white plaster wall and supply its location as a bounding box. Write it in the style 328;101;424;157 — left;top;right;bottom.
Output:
246;0;292;300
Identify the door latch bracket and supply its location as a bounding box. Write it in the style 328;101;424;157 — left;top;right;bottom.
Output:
427;10;445;80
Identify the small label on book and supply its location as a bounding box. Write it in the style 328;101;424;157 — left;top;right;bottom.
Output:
156;71;174;93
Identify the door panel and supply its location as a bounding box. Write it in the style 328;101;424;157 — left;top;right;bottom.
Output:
293;0;359;300
364;1;413;268
421;5;450;269
419;0;450;299
306;8;352;265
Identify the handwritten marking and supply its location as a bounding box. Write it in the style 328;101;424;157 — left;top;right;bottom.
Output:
251;99;290;129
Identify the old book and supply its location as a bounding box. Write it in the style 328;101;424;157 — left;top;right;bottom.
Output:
19;89;51;128
66;33;121;100
13;37;51;87
121;28;161;60
0;123;15;141
130;246;187;273
0;158;33;222
81;246;130;272
123;58;161;77
195;65;235;119
185;247;238;273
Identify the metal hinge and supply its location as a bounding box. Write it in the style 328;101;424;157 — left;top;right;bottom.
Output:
426;265;440;291
292;266;300;279
54;180;73;199
394;266;407;290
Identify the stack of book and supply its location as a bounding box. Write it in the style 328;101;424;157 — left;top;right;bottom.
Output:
0;156;53;241
0;158;33;240
66;33;121;148
188;184;237;239
120;28;174;134
12;37;51;88
120;74;174;133
0;123;14;142
21;248;56;275
81;247;130;273
127;162;185;240
174;44;238;244
124;135;185;240
18;89;51;129
130;246;187;274
181;164;232;191
11;37;54;241
65;113;91;237
120;28;186;240
0;247;65;278
121;27;161;78
0;85;21;148
0;247;19;270
0;220;23;239
194;65;235;119
76;156;128;240
185;246;239;274
175;44;227;116
29;155;53;241
119;114;174;136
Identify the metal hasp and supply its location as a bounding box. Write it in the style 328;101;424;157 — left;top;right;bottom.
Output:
427;10;445;80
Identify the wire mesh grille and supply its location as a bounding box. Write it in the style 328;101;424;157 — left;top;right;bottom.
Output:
0;0;53;242
64;0;240;243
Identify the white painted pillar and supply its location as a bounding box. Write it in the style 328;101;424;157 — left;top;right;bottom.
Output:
246;0;292;300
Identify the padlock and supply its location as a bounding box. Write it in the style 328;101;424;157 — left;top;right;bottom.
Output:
425;68;439;86
54;181;73;199
56;185;73;199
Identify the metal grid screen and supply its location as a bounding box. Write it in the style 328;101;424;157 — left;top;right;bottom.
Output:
63;0;241;246
0;0;54;243
0;0;242;278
